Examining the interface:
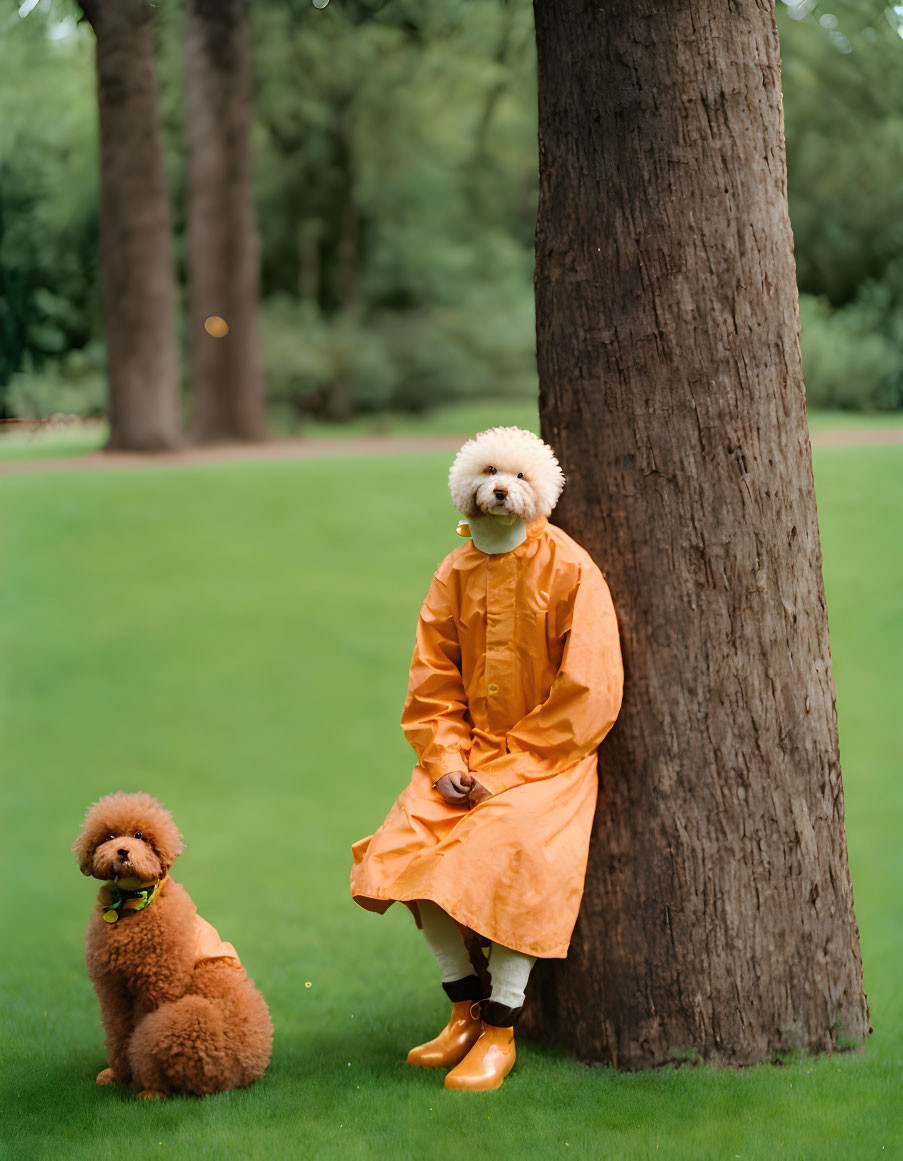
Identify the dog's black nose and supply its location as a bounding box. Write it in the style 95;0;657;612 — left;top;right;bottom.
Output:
118;849;129;859
494;489;508;500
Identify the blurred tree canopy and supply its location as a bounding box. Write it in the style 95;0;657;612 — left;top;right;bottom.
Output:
0;2;101;412
1;0;902;421
780;0;903;409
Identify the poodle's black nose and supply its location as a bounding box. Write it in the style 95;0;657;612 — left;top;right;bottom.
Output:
118;849;129;859
494;488;508;500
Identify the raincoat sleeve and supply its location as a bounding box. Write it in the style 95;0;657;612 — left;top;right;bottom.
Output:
476;563;623;796
401;573;472;781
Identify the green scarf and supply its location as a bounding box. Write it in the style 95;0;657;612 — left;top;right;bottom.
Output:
98;875;166;924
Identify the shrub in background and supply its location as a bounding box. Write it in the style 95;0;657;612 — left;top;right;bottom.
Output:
260;289;537;428
799;287;903;412
6;343;107;421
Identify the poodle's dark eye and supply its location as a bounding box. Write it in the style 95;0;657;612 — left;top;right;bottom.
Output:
517;473;524;479
487;466;497;475
106;834;115;842
134;832;143;840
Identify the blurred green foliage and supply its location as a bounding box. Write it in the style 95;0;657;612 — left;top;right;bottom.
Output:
1;0;902;419
252;0;538;420
781;1;903;304
798;287;903;410
781;0;903;410
0;2;99;395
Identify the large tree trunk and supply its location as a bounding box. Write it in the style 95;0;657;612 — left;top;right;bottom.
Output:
186;0;266;444
527;0;870;1068
81;0;182;452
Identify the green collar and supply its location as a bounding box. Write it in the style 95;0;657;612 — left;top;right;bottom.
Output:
98;875;167;924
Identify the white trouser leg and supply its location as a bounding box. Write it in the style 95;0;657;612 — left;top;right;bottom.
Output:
488;943;536;1009
418;900;474;984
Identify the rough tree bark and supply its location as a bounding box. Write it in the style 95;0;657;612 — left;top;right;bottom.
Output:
186;0;266;443
526;0;870;1068
80;0;182;451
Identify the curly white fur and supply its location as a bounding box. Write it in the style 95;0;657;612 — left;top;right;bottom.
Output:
448;427;565;521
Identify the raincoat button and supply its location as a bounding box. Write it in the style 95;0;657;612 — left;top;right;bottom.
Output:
488;683;499;694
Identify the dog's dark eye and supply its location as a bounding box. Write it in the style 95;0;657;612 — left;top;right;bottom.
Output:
106;834;115;842
487;466;496;475
134;832;143;840
517;473;524;479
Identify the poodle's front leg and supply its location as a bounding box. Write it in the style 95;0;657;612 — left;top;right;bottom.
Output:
93;975;136;1086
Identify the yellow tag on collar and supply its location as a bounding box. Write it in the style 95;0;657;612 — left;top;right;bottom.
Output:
103;910;119;923
456;522;471;537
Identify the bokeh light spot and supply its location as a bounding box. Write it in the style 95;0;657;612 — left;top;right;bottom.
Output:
204;315;229;338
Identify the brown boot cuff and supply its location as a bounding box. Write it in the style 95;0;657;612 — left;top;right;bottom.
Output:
480;1000;522;1028
442;975;485;1003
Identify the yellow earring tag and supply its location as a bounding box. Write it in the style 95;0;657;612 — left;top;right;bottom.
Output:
103;910;119;923
456;522;471;538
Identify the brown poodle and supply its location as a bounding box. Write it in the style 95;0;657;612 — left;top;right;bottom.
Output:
73;792;273;1098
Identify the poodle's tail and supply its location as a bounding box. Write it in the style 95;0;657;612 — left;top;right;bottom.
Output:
128;962;273;1096
128;995;239;1096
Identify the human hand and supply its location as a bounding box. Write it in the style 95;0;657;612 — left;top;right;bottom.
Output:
433;772;473;807
467;780;491;806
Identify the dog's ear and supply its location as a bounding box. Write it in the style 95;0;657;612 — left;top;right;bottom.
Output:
154;828;185;871
448;437;484;518
146;804;185;870
71;823;99;877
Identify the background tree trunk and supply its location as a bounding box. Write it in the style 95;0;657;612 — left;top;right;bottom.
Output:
186;0;266;444
526;0;870;1068
80;0;182;452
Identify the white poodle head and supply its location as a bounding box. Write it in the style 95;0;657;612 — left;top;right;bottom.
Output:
448;427;565;521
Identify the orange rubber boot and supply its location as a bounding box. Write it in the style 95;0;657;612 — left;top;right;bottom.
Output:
407;1001;483;1068
443;1023;515;1091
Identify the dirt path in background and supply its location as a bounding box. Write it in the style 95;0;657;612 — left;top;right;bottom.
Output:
808;428;903;448
1;427;901;477
0;434;464;476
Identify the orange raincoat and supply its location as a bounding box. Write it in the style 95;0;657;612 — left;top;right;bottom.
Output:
350;517;623;958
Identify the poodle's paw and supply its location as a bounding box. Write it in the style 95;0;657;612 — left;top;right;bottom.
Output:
96;1068;119;1086
137;1089;168;1100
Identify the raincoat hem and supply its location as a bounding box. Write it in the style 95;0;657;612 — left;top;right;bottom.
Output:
350;889;570;960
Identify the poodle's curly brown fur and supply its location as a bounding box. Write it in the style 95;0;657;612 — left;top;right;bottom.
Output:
73;792;273;1098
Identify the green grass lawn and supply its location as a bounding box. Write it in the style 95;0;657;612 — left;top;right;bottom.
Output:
1;446;900;1160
